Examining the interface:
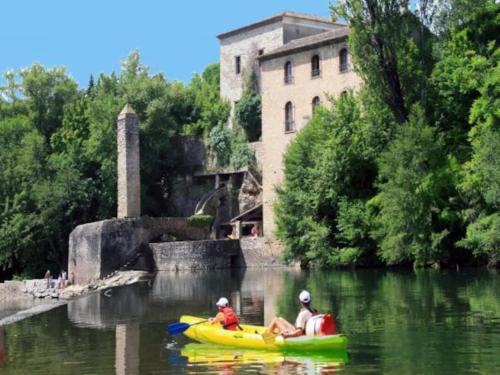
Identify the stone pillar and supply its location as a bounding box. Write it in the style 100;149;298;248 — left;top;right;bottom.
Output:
234;220;242;239
117;104;141;218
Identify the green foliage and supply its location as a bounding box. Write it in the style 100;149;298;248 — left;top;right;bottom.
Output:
230;128;255;169
458;214;500;265
234;70;262;141
207;122;256;170
429;7;497;159
186;214;214;228
208;121;232;167
275;92;387;267
458;51;500;265
372;108;459;266
331;0;434;123
184;63;230;136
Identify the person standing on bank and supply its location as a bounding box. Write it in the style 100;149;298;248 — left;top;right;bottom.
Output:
209;297;241;331
264;290;317;338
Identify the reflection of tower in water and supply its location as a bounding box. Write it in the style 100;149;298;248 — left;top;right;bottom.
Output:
239;270;291;325
115;324;140;375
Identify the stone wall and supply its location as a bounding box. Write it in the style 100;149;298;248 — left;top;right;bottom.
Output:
220;21;284;116
150;240;240;271
68;217;210;285
237;237;285;267
249;141;263;165
170;136;207;173
0;281;24;302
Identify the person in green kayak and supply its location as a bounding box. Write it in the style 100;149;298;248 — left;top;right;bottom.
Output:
208;297;241;331
263;290;317;338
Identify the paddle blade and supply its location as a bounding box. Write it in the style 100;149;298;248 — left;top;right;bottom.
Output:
167;322;191;335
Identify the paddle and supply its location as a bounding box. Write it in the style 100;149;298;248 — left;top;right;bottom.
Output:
167;320;208;335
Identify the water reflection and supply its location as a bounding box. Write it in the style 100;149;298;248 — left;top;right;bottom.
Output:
115;324;139;375
179;343;348;374
0;326;4;365
1;268;499;374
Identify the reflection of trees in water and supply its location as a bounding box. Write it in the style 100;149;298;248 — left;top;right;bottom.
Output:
0;326;4;365
276;269;500;374
2;307;116;373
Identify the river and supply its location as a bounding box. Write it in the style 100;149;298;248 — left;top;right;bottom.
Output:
0;268;499;374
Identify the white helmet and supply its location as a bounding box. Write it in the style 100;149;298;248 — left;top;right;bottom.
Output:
299;290;311;303
216;297;229;307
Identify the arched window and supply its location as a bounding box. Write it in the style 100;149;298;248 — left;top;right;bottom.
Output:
312;96;321;112
311;55;320;77
339;49;349;72
285;102;294;132
284;61;293;84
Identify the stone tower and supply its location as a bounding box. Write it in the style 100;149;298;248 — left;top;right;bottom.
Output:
117;104;141;218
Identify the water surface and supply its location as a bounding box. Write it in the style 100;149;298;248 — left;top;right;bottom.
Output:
1;269;499;374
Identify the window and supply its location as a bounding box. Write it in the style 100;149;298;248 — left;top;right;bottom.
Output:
258;49;264;56
235;56;241;74
339;49;349;72
311;55;320;77
284;61;293;84
285;102;294;132
312;96;321;112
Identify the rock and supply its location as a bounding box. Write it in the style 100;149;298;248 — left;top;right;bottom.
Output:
238;171;262;212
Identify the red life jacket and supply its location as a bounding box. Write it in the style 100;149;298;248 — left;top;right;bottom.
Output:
320;314;336;335
221;307;240;330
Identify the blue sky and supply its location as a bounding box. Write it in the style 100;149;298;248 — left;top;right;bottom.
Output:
0;0;333;87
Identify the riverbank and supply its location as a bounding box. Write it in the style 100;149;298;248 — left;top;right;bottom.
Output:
0;270;154;327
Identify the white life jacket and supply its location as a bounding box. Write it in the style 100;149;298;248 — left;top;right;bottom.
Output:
305;314;325;336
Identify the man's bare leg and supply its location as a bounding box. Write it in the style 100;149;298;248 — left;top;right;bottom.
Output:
265;317;295;334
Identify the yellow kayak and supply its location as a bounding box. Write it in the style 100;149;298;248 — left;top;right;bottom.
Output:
179;315;348;352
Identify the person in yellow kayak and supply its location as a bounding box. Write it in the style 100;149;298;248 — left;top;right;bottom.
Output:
263;290;317;338
208;297;241;331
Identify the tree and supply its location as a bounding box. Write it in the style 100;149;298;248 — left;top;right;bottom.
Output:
275;92;389;267
331;0;434;124
18;63;78;141
185;63;230;136
372;108;460;266
429;1;498;159
458;54;500;266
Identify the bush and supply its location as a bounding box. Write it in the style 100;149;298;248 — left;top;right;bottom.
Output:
230;130;255;169
187;214;214;228
208;122;231;167
235;94;261;141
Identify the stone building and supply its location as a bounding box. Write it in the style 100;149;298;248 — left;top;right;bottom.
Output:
218;12;345;120
218;12;361;243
